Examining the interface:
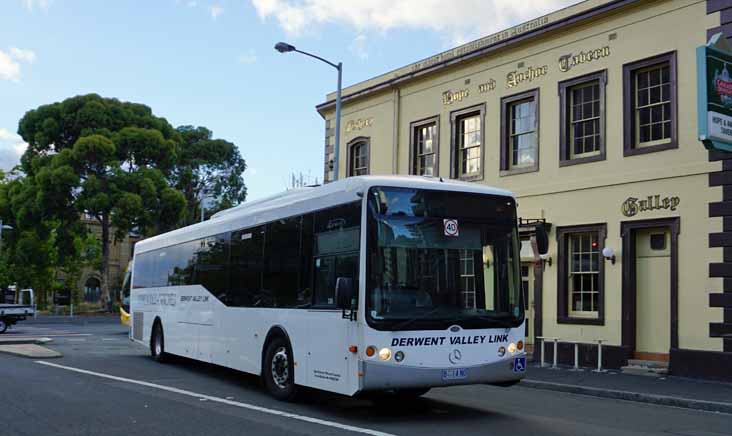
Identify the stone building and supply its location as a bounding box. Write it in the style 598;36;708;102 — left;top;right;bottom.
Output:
316;0;732;380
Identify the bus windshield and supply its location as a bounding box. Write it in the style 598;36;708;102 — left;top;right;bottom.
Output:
366;186;523;331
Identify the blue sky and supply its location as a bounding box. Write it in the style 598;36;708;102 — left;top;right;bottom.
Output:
0;0;575;200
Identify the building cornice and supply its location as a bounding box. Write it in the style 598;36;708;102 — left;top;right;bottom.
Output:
316;0;640;117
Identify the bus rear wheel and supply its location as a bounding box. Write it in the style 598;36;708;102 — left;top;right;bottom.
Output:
0;318;8;334
263;337;298;401
150;322;167;363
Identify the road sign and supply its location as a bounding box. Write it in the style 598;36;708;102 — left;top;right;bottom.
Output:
698;33;732;152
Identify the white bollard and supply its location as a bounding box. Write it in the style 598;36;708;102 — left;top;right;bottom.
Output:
593;339;606;373
538;337;546;368
550;338;560;370
569;342;584;371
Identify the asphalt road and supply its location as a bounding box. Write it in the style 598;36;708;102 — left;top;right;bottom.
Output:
1;320;730;436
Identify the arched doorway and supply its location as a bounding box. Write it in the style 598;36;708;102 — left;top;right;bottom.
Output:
84;277;102;303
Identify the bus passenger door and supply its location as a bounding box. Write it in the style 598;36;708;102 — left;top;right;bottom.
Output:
306;253;359;395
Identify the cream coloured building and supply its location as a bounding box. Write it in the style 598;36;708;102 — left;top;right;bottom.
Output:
317;0;732;380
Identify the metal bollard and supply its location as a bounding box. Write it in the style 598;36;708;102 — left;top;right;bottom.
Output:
538;337;546;368
569;342;583;371
550;338;560;369
593;339;606;373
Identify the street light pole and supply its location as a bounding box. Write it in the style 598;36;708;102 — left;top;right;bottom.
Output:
275;42;343;181
334;62;342;181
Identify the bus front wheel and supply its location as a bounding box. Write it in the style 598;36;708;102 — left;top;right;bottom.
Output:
0;318;8;334
263;337;298;401
150;322;167;363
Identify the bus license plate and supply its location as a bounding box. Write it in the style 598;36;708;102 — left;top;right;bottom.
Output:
442;368;467;380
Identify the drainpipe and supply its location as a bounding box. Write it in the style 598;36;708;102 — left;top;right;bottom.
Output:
392;87;400;175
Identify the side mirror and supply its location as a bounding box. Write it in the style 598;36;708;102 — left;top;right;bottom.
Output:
534;225;549;256
335;277;355;310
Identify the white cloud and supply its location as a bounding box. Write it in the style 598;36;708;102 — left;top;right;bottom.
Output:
0;51;21;82
210;4;224;19
0;128;26;171
238;50;258;64
9;47;36;64
349;34;368;60
187;0;198;7
22;0;53;12
251;0;578;44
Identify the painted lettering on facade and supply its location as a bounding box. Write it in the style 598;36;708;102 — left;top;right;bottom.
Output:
345;117;373;132
506;65;548;88
558;46;611;72
409;16;550;73
442;89;469;105
478;79;497;93
621;195;680;217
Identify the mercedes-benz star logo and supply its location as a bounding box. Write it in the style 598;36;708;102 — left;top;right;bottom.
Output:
448;349;462;364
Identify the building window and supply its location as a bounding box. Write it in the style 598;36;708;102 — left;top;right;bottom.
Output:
450;104;485;180
347;137;369;176
410;116;439;176
559;70;607;166
623;52;677;156
500;89;539;175
556;224;606;325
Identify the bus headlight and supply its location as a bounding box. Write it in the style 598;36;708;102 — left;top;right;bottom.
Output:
497;346;506;357
365;346;376;358
378;347;392;361
517;340;524;351
508;343;517;354
394;351;405;362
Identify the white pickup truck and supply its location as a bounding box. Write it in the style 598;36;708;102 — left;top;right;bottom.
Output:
0;288;35;333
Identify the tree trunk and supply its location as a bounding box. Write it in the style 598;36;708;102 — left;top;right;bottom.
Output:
99;214;111;310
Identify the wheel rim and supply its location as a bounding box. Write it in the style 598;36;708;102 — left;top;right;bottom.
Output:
154;329;162;356
0;320;5;331
270;346;289;389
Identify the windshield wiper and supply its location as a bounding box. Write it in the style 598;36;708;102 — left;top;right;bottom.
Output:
444;314;517;328
390;307;443;330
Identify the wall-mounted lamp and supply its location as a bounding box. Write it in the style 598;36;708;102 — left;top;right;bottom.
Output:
602;247;616;265
538;253;552;267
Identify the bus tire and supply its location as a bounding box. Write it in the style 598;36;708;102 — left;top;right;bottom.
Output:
150;321;167;363
263;337;298;402
0;318;7;334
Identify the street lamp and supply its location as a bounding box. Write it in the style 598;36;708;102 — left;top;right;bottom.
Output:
275;42;343;181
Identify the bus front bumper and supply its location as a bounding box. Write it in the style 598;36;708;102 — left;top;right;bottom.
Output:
359;355;527;391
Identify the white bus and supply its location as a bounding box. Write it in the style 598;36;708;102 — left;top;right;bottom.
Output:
130;176;546;401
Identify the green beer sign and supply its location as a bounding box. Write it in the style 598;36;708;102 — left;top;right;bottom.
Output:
698;34;732;152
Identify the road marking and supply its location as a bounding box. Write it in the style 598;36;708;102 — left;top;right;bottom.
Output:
35;361;396;436
9;334;92;338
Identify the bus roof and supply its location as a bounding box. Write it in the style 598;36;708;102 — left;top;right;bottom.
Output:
134;175;514;255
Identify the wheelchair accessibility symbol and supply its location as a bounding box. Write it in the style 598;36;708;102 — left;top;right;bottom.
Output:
513;356;526;373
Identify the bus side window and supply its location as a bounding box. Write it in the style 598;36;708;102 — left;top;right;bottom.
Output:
313;202;361;307
299;213;315;306
263;218;301;308
194;233;230;303
230;226;265;307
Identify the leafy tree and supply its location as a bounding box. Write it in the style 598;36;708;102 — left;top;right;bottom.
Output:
18;94;186;306
174;125;247;224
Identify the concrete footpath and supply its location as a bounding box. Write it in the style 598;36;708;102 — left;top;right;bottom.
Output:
522;365;732;414
21;314;118;325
